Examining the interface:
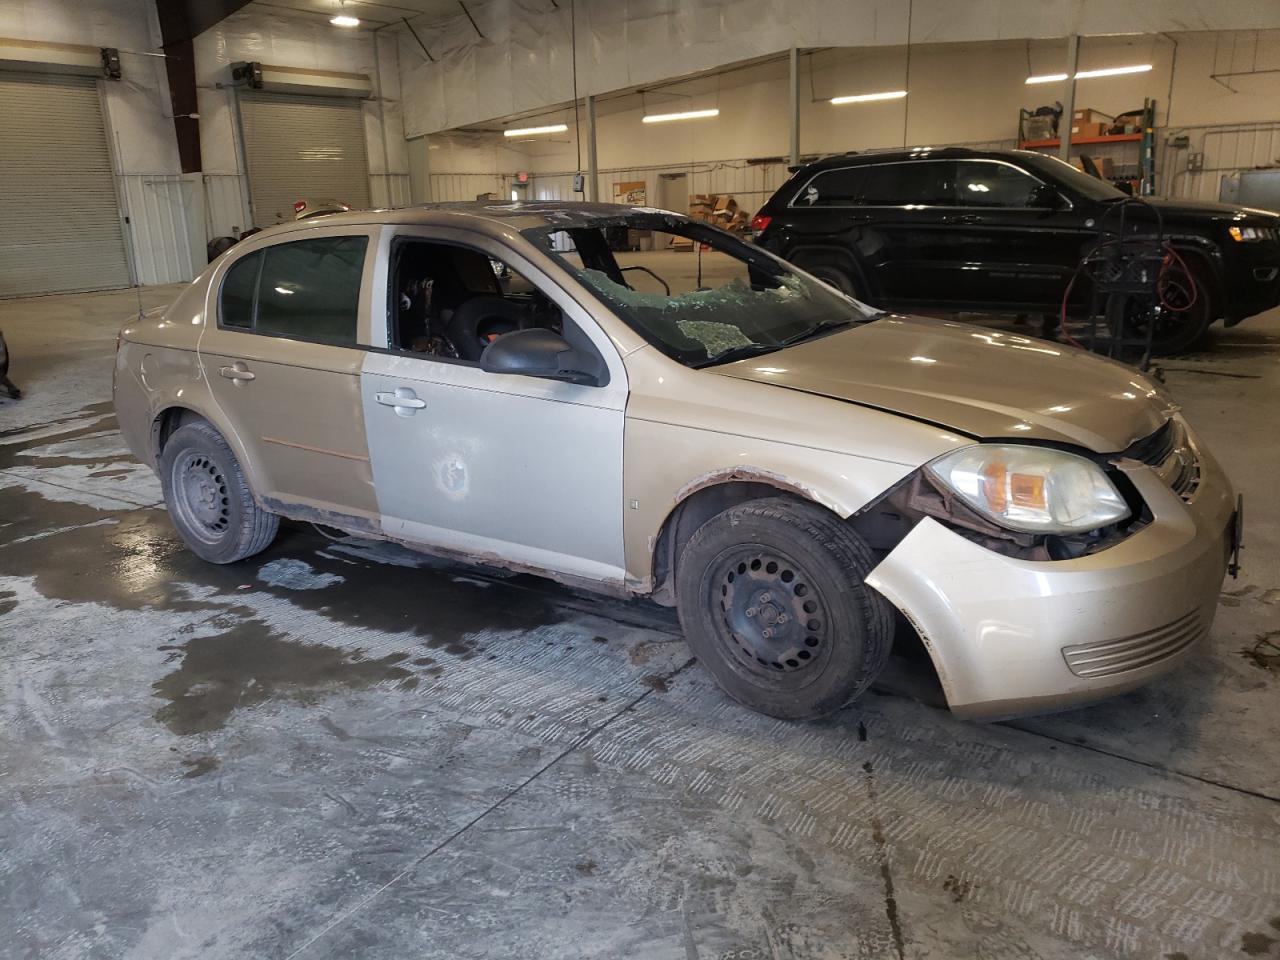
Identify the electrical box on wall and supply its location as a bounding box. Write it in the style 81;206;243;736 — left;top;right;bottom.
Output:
231;61;264;89
100;48;121;79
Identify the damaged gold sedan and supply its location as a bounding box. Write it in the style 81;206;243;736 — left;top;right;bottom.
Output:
114;202;1240;720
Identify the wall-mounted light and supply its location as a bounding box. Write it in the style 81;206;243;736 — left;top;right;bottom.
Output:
1025;63;1152;84
330;13;360;27
503;123;569;137
642;108;720;124
830;90;907;105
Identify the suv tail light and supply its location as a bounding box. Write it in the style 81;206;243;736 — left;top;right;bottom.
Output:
750;214;772;232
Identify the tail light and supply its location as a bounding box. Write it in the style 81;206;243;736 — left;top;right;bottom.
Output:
750;214;772;232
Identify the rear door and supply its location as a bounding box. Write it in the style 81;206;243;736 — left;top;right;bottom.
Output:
788;160;960;306
198;228;382;531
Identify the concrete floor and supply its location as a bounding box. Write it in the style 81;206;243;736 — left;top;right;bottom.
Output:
2;279;1279;960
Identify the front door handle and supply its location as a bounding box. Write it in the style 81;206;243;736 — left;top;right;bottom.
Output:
219;362;255;383
375;388;427;416
946;214;982;225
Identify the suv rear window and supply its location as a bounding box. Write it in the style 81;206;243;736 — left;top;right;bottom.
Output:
796;161;954;207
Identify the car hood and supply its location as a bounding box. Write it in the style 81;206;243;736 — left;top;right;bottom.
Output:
1138;197;1280;224
712;315;1174;452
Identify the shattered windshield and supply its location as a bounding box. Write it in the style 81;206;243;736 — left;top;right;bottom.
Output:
523;213;878;367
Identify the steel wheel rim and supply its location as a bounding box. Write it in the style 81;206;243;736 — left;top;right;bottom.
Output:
170;452;231;545
708;545;834;688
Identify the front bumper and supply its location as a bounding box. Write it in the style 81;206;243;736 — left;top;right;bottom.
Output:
866;441;1235;720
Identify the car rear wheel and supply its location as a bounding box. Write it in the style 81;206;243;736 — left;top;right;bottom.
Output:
805;263;857;297
674;496;893;720
159;420;278;563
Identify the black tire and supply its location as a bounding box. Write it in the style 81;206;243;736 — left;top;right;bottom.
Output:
1104;260;1213;356
804;262;857;296
674;496;893;720
158;420;278;563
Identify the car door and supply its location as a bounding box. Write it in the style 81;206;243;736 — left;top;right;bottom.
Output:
198;228;382;531
940;159;1092;310
360;228;629;585
791;159;961;307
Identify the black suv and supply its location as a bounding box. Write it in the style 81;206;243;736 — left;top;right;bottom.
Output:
752;147;1280;353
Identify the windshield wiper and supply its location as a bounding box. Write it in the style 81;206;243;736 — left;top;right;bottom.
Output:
691;342;782;369
778;317;858;347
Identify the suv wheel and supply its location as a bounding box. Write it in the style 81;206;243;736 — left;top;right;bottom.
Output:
159;420;279;563
674;496;893;720
806;263;857;296
1105;259;1213;355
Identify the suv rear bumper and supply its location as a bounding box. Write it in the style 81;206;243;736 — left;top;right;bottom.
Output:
865;442;1235;720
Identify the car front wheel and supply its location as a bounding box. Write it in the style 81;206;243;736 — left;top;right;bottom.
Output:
158;419;279;563
675;496;893;720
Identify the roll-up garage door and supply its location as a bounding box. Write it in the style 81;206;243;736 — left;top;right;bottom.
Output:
239;92;370;228
0;72;130;297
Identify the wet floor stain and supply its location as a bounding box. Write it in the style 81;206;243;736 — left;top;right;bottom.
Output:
181;755;221;779
1239;633;1280;675
0;589;15;617
152;622;414;735
1240;930;1278;955
640;674;669;693
942;874;976;903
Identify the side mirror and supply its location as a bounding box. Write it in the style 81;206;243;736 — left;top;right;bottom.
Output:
479;327;603;386
1030;183;1064;209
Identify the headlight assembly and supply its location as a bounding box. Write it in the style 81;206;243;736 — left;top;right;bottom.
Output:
1228;225;1277;242
927;444;1130;535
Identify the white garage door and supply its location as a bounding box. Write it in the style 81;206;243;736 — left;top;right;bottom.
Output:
0;72;131;297
239;92;370;228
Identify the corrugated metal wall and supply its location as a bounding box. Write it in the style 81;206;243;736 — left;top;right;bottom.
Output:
1160;122;1280;203
117;174;200;286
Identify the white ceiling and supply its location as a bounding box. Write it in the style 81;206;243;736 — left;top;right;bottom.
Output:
249;0;464;30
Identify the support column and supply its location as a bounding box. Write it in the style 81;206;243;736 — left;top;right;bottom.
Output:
788;47;800;167
585;94;599;201
1059;34;1080;163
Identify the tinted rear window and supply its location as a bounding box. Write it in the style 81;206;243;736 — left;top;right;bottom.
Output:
795;161;955;207
220;251;260;329
220;235;368;346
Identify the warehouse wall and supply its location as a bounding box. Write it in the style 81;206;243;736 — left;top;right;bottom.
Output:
195;7;410;242
0;0;201;284
419;29;1280;212
396;0;1280;139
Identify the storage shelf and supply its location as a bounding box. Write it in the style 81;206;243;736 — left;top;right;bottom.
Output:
1017;133;1144;148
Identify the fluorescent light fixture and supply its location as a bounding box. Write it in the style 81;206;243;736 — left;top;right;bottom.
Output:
502;123;568;137
1025;64;1152;84
641;108;720;124
1025;73;1069;84
330;14;360;26
830;90;907;105
1076;63;1152;79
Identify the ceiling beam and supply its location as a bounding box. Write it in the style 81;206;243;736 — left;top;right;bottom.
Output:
154;0;256;173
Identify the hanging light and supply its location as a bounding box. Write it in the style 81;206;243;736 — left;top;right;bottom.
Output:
1025;64;1152;84
642;108;720;124
331;3;359;27
830;90;908;105
503;123;569;137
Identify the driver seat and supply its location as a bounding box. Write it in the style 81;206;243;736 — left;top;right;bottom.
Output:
447;296;529;361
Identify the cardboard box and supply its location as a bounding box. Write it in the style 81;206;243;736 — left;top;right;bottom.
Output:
1070;121;1109;139
1071;108;1110;125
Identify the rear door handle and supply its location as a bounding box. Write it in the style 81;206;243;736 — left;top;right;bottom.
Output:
375;388;427;416
218;363;255;382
